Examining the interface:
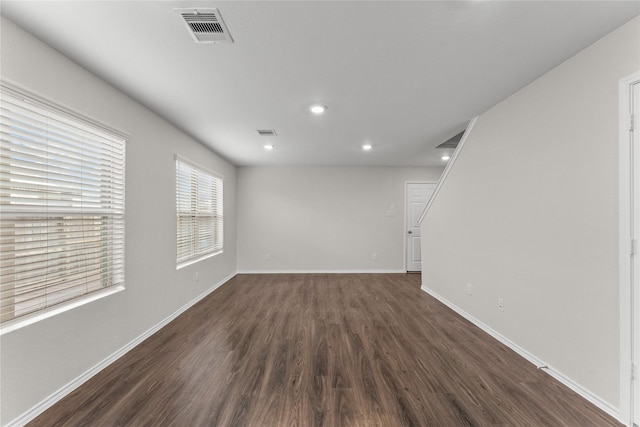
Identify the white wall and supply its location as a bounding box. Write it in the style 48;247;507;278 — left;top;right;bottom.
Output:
0;17;237;425
237;166;443;272
421;16;640;411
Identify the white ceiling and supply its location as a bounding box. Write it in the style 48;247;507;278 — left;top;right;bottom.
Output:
1;1;638;166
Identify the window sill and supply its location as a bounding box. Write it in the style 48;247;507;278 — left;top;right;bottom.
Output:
176;250;223;270
0;285;125;336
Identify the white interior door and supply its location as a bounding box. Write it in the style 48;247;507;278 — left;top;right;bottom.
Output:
406;182;436;272
632;80;640;426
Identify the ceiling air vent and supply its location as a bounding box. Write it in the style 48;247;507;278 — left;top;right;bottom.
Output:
257;129;277;136
176;8;233;43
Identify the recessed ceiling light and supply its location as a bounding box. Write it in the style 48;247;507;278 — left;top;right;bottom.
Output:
310;104;327;114
441;155;451;161
264;144;275;150
362;144;373;151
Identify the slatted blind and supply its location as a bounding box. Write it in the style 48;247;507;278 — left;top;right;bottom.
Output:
176;158;223;267
0;86;126;325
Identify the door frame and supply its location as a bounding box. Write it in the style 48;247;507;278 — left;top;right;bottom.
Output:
620;71;640;427
404;181;437;272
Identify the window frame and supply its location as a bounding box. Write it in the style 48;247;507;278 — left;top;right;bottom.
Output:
175;155;224;269
0;81;127;334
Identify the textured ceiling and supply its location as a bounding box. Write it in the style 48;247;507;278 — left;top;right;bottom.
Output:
1;1;638;166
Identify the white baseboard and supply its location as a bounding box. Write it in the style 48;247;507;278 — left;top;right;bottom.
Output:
420;284;620;422
237;269;406;274
539;366;620;422
7;272;237;427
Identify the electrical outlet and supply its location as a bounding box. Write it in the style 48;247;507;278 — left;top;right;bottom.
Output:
265;252;270;261
467;283;473;296
194;272;199;282
372;253;377;261
498;297;504;311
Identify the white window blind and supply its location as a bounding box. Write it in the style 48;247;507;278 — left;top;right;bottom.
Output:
0;85;126;325
176;157;223;267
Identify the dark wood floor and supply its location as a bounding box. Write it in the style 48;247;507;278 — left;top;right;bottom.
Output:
28;274;621;426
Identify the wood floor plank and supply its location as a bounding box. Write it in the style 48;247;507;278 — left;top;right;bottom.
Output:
26;273;622;426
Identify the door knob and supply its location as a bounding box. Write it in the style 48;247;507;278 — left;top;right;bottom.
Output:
408;230;412;234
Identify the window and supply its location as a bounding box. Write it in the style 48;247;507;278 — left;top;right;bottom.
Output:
0;83;126;327
176;157;223;267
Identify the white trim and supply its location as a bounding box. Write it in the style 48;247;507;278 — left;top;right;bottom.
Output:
420;285;545;367
0;286;125;336
419;116;479;224
0;79;129;141
620;71;640;427
174;154;225;180
420;284;620;421
176;250;223;270
5;272;237;427
541;368;619;422
236;269;406;275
